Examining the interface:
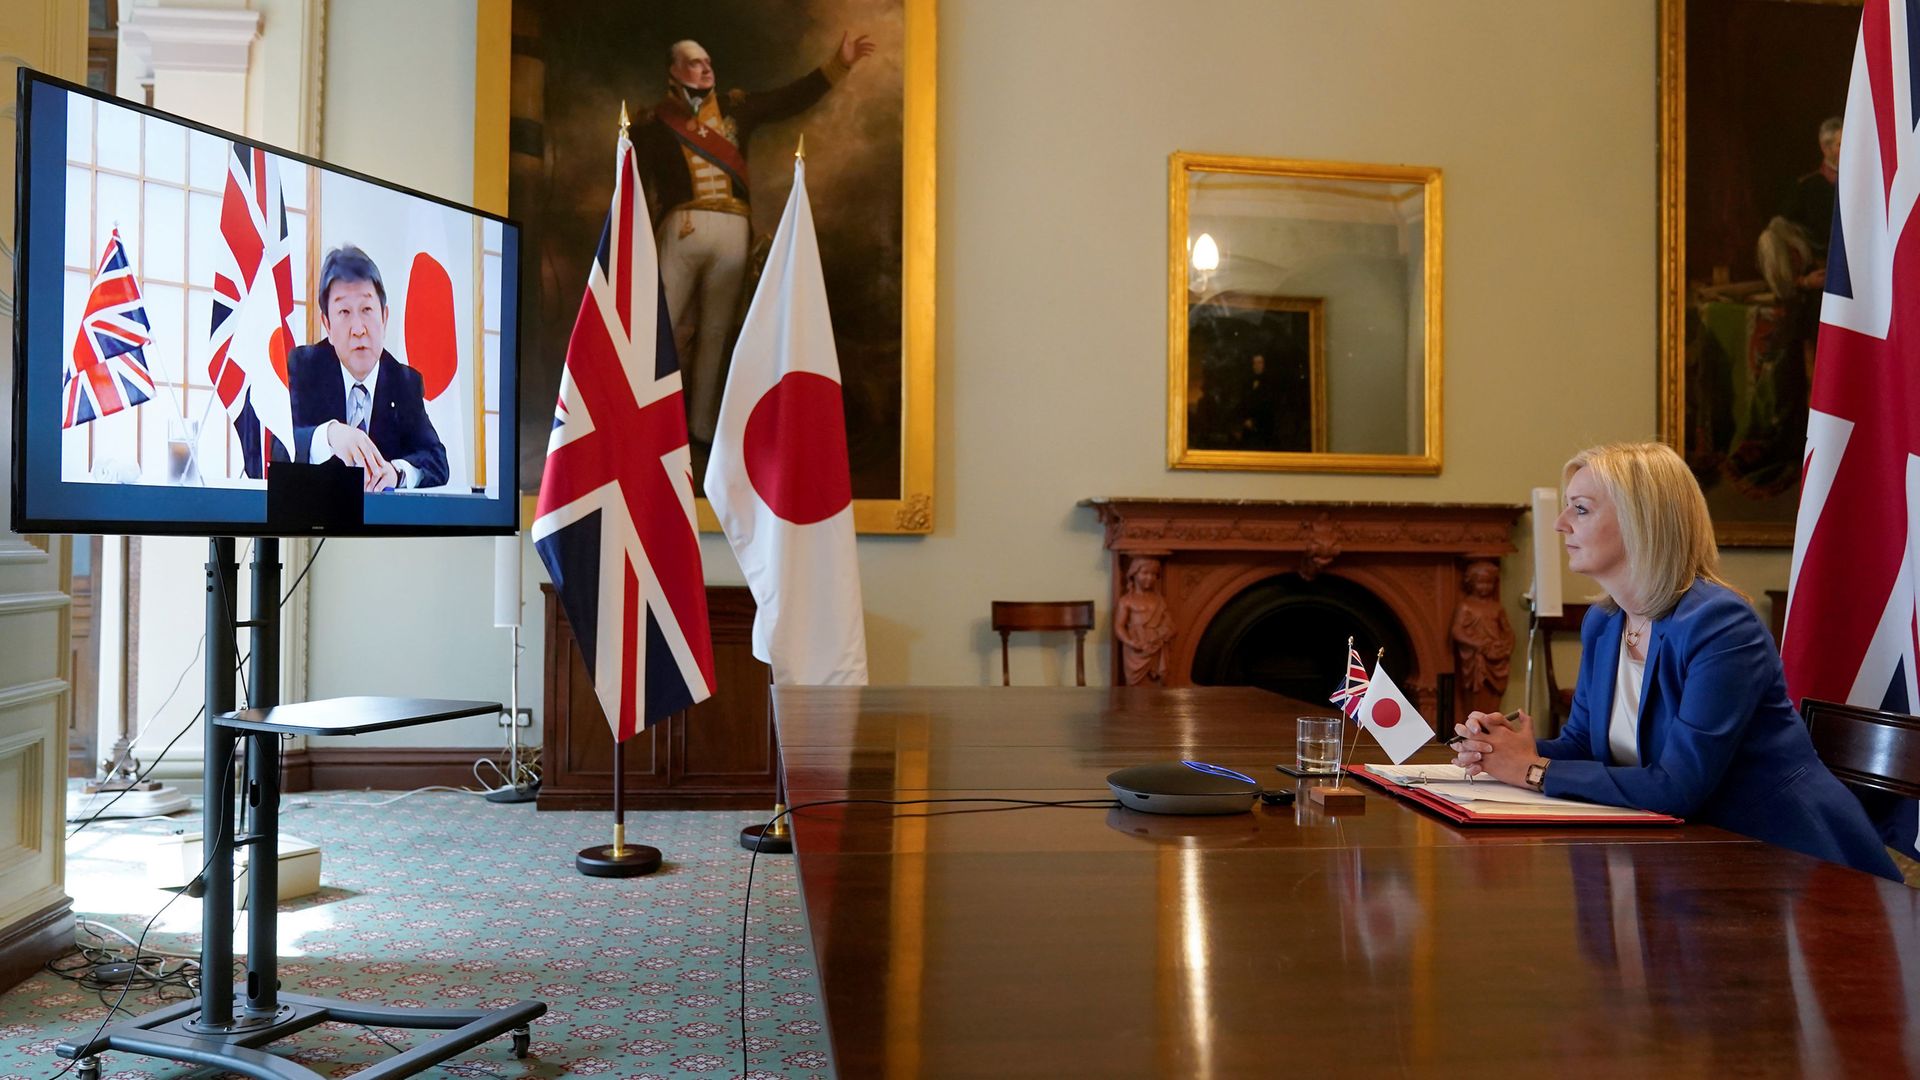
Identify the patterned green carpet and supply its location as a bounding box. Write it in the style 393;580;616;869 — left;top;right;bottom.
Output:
0;793;832;1079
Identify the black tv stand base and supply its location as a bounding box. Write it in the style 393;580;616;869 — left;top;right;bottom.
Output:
54;539;544;1080
58;993;542;1080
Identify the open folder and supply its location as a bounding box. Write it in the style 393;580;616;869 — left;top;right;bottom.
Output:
1347;763;1683;826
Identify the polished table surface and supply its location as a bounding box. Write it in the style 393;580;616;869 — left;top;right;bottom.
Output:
773;686;1920;1079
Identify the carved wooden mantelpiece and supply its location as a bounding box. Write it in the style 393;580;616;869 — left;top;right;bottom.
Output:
1081;498;1526;714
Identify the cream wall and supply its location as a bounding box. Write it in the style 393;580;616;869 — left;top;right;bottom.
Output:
301;0;1793;747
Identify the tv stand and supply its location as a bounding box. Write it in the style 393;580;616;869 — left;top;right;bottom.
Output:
56;538;544;1080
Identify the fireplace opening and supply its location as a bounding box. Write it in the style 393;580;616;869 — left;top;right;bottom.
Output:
1190;573;1414;706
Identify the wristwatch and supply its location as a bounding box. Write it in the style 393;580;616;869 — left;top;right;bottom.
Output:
1525;759;1550;792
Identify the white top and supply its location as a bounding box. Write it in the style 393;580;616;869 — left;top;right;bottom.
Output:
1608;635;1644;767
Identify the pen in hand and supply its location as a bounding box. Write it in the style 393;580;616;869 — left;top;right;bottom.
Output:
1445;708;1522;748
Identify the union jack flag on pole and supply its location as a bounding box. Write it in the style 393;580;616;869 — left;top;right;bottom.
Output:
206;144;296;478
1329;639;1369;720
531;118;715;742
1784;0;1919;859
63;228;155;428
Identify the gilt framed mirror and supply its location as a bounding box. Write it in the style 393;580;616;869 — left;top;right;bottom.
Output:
1168;152;1442;474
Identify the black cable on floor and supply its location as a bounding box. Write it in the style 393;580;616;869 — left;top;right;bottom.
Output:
68;539;326;839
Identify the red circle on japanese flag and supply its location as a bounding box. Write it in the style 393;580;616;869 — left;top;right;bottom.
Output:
1371;698;1402;728
744;371;853;525
404;252;457;400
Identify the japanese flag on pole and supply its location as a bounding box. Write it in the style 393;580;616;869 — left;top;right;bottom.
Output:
1353;665;1434;764
703;155;867;686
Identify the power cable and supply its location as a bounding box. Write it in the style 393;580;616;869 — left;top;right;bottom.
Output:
67;540;324;838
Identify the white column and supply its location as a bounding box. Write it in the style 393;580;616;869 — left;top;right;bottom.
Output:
119;4;259;131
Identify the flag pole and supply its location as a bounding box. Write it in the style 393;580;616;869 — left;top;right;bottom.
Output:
1330;645;1380;791
569;101;673;879
742;671;794;853
576;736;661;877
1309;639;1366;811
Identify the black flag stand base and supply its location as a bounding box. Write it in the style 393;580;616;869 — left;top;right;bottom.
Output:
739;804;793;854
576;741;661;878
741;732;794;854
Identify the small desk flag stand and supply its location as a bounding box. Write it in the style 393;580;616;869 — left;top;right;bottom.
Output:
1309;640;1372;812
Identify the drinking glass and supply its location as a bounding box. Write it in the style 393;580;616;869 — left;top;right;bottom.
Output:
1296;716;1343;775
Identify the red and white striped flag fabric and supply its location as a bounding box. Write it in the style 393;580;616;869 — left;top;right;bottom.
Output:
63;228;154;428
207;144;296;478
531;126;715;742
1784;0;1918;858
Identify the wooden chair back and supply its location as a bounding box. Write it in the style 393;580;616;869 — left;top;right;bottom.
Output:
991;601;1095;686
1536;603;1592;733
1801;699;1920;801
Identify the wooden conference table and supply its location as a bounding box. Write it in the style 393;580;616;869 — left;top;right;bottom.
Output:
773;686;1920;1079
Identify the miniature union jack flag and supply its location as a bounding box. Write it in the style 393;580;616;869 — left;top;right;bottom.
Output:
63;228;155;429
1329;640;1369;720
531;122;715;742
1783;0;1919;859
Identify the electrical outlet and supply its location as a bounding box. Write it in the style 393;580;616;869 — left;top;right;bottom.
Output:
497;707;534;728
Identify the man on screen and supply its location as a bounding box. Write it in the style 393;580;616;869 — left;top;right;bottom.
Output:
288;246;448;491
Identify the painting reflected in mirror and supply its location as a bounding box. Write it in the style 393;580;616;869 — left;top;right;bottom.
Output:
1169;153;1441;474
1185;294;1324;453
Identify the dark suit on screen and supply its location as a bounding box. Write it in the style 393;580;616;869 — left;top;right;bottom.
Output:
288;343;448;489
1537;579;1898;880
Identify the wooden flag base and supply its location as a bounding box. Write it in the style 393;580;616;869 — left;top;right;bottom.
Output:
1309;785;1366;812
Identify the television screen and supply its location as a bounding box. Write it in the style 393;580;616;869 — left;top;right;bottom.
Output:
10;70;520;536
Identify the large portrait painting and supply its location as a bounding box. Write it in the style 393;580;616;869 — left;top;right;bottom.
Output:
1660;0;1860;546
475;0;934;533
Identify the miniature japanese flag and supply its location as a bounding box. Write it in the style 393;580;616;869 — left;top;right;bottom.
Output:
1354;664;1435;764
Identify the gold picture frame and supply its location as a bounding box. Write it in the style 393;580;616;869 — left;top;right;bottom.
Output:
1657;0;1860;546
475;0;936;534
1168;152;1441;474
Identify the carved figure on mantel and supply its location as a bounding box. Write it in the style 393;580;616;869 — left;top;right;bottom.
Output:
1300;514;1341;579
1115;555;1176;685
1451;560;1514;715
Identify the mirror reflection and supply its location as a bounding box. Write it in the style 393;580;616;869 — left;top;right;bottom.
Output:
1169;153;1442;473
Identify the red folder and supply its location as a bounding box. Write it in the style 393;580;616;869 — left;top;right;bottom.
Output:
1346;763;1683;826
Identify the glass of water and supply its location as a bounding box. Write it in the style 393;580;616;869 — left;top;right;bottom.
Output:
1296;716;1343;775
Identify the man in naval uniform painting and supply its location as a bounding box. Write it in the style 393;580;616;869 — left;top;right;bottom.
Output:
632;32;876;444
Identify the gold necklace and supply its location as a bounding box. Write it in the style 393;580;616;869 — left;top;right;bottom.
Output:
1625;618;1646;649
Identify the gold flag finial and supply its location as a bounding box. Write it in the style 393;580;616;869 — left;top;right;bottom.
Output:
619;101;630;140
796;133;806;161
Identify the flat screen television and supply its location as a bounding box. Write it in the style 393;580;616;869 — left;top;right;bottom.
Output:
11;69;520;537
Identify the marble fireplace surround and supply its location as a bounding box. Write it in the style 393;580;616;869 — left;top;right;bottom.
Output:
1083;498;1526;717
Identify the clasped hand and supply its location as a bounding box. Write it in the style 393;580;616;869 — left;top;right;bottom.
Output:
1450;709;1536;787
326;424;398;492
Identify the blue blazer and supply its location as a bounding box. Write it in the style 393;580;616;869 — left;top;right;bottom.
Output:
1537;579;1899;881
287;344;449;489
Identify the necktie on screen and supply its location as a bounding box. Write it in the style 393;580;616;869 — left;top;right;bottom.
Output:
347;382;370;433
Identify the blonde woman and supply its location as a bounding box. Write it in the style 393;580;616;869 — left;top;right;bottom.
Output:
1452;442;1898;880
